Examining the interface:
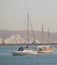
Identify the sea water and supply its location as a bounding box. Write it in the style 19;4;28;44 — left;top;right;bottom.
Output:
0;45;57;65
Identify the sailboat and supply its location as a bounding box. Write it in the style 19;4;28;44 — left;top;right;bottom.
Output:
12;13;38;56
35;24;54;53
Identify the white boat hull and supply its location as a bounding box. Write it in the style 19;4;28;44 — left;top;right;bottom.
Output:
12;50;38;56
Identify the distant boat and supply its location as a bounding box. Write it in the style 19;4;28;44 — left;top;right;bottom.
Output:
35;24;54;53
35;45;54;53
12;13;38;56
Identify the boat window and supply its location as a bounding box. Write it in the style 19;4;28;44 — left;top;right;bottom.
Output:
39;48;42;51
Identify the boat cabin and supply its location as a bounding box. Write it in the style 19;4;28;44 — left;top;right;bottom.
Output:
18;47;24;51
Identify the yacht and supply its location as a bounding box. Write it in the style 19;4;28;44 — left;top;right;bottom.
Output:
12;13;38;56
35;45;54;53
35;25;54;53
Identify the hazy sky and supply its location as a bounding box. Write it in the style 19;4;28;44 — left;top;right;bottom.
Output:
0;0;57;32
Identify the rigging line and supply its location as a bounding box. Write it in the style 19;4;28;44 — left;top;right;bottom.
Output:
27;13;36;44
29;18;36;43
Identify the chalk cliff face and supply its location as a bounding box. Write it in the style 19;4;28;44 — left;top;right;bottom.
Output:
0;30;57;44
4;35;27;44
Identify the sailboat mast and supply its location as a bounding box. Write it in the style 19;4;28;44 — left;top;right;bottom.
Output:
42;24;44;44
47;29;50;43
27;13;29;42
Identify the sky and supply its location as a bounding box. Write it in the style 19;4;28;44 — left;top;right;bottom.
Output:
0;0;57;32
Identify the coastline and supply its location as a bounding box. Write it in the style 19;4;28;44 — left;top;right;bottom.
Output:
0;43;57;46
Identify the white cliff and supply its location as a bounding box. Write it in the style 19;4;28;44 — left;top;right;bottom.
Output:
4;34;27;44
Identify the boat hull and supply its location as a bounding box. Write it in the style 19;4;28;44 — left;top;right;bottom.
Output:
38;50;54;53
12;50;38;56
13;51;27;56
35;46;54;53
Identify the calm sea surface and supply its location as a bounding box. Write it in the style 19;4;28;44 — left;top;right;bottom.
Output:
0;45;57;65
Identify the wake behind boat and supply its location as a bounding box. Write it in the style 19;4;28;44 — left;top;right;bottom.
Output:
12;47;38;56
